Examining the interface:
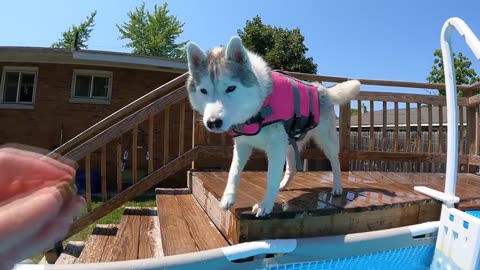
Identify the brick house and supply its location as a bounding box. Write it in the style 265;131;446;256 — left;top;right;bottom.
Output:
0;47;188;190
0;47;186;149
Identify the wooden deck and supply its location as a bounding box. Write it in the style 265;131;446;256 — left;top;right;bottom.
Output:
56;170;480;263
191;171;480;244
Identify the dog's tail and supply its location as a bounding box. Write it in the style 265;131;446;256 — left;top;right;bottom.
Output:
326;80;361;105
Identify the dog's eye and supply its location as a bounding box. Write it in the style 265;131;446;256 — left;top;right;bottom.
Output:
200;88;207;95
226;86;236;93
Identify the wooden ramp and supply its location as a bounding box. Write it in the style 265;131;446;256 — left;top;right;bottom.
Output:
191;171;480;244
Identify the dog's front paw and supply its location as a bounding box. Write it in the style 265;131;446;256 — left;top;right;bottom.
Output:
252;200;274;217
220;193;236;210
331;184;343;196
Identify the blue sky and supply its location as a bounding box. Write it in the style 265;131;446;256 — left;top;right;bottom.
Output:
0;0;479;110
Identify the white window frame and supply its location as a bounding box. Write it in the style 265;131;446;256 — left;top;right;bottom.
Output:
70;69;113;105
0;66;38;110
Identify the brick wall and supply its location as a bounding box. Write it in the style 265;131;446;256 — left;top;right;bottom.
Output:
0;62;179;148
0;62;190;189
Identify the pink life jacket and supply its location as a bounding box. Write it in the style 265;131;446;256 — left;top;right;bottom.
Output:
227;71;320;171
228;70;320;140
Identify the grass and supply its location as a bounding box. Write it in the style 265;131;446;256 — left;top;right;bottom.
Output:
30;194;157;264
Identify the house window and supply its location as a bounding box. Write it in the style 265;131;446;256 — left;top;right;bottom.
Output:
70;70;112;104
0;66;38;109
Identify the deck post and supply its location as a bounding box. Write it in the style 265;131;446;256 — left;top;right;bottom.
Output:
465;94;478;173
339;102;351;171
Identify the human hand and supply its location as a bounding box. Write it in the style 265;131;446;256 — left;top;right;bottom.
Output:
0;146;85;269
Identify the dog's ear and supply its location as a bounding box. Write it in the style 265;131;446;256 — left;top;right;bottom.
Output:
186;42;207;72
226;36;249;65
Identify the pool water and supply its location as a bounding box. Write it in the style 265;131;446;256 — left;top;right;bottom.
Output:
263;244;435;270
466;210;480;219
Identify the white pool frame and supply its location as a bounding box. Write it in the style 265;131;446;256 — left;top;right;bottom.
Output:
13;17;480;270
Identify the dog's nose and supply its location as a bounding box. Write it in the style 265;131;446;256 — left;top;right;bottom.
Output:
206;118;223;129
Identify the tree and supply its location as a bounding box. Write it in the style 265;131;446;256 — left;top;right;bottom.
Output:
237;16;317;74
52;11;97;49
427;49;480;96
117;2;187;59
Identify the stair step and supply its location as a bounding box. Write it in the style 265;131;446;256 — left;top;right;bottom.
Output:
156;188;229;256
76;224;118;263
107;207;161;261
55;241;84;264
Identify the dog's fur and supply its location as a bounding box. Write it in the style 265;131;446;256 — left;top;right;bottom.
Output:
186;36;360;217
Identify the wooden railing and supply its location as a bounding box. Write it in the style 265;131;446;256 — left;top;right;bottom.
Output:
46;75;195;242
192;72;480;174
46;71;480;248
310;73;479;173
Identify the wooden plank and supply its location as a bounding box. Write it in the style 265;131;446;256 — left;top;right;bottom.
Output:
66;147;200;239
148;115;154;174
190;175;241;244
55;241;84;264
176;194;229;251
382;101;387;152
459;105;465;154
77;224;117;263
473;106;479;156
355;91;468;106
369;100;375;152
156;194;197;255
438;105;444;154
416;103;422;151
101;144;107;202
132;125;138;184
116;138;122;193
99;227;118;262
108;208;142;261
405;102;411;152
139;208;163;259
394;102;399;152
357;100;362;150
339;102;351;171
178;100;186;155
287;71;472;92
85;153;92;212
163;106;170;165
191;111;197;169
428;105;433;153
200;145;469;165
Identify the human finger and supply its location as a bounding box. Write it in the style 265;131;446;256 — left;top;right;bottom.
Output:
0;150;75;199
0;182;76;253
0;145;76;176
0;196;85;269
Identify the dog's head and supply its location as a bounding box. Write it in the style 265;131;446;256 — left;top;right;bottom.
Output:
185;36;265;133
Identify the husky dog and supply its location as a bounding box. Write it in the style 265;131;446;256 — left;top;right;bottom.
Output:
186;36;360;217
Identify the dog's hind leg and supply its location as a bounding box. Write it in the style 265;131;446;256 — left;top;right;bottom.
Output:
220;142;252;210
279;136;309;190
312;125;343;196
279;145;296;190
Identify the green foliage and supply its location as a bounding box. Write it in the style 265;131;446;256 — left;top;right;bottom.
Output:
237;16;317;74
427;49;480;96
350;108;358;116
51;11;97;49
117;2;187;59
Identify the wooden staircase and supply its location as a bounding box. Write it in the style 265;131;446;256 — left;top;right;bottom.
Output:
55;188;229;263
